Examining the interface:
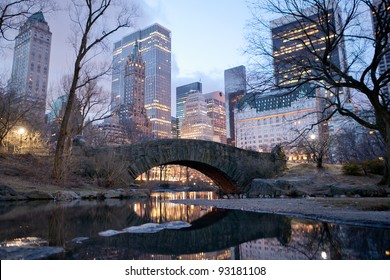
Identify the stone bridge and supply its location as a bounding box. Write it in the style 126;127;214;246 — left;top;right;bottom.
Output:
87;139;285;194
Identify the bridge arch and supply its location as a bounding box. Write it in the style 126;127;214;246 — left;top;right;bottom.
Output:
152;160;239;193
91;139;285;193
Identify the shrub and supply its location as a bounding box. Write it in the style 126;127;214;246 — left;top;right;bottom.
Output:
342;161;363;176
362;159;385;175
93;149;131;188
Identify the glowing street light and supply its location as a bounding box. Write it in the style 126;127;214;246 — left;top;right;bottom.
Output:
17;127;26;153
310;134;316;140
18;127;26;136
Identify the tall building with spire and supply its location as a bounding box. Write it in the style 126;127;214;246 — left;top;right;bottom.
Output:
112;23;171;138
9;11;52;126
119;41;151;142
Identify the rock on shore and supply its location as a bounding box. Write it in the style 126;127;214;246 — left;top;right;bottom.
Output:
248;178;389;198
0;184;150;201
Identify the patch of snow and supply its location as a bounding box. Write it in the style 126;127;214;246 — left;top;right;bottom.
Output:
98;221;192;237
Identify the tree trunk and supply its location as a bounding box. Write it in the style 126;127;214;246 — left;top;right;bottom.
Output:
51;54;82;179
316;156;323;168
378;139;390;187
378;123;390;187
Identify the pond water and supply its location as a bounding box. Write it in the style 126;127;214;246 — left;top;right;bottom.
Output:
0;191;389;260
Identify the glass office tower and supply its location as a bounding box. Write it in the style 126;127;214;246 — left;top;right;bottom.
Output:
112;23;171;138
224;65;246;146
270;4;346;88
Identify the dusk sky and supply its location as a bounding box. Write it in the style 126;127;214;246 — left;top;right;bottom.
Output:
136;0;252;92
1;0;253;115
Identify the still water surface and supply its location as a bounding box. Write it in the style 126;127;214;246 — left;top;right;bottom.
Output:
0;191;389;260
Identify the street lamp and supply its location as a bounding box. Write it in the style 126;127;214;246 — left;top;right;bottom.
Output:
310;134;316;140
17;127;26;153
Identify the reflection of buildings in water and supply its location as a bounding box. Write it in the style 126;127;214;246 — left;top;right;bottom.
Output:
139;249;232;260
240;221;331;260
132;192;215;224
136;165;214;186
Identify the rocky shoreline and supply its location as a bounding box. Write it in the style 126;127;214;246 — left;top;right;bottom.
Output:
246;178;390;198
2;162;390;230
0;184;150;201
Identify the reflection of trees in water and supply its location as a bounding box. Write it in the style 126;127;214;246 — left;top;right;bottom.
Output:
48;206;65;247
282;220;390;260
327;224;390;259
281;222;341;260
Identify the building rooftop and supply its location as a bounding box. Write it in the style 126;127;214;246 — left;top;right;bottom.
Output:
27;11;46;23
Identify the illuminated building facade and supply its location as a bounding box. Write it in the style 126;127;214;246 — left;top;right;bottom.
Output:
372;0;390;94
235;3;353;158
112;23;171;138
224;66;246;146
10;11;52;124
270;2;346;88
204;91;227;144
176;82;203;138
235;86;327;160
119;41;152;142
181;91;213;141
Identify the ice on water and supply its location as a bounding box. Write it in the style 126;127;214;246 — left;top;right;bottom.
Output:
98;229;125;237
71;237;89;243
98;221;191;237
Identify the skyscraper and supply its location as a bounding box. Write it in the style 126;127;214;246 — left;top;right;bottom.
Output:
176;82;202;137
10;11;52;124
372;0;390;94
204;91;227;144
235;3;350;157
119;41;151;142
181;91;213;141
112;23;171;138
224;66;246;146
270;3;346;88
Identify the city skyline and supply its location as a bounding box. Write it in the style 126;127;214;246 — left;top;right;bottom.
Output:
1;0;251;117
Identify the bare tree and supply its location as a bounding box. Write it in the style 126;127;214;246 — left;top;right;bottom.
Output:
77;78;112;133
332;127;385;163
52;0;139;179
49;73;113;141
0;0;55;41
246;0;390;185
0;91;21;146
0;90;36;147
295;132;332;168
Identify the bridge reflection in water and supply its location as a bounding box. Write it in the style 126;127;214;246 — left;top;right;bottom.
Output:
64;191;291;258
0;192;389;260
